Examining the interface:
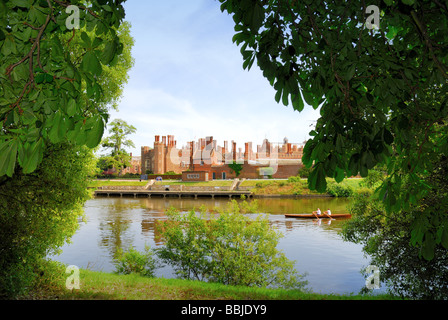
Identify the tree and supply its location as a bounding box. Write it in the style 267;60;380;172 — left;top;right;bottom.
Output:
228;161;243;177
100;118;136;175
219;0;448;260
342;154;448;299
156;200;308;290
0;0;133;298
0;0;129;177
0;143;96;298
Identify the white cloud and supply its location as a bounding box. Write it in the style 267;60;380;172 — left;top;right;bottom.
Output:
108;1;320;156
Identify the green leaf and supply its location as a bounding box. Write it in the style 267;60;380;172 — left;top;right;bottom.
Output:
85;116;104;148
250;2;265;31
67;99;77;117
21;138;44;174
282;90;289;106
275;89;282;104
101;42;116;65
48;111;66;143
81;32;91;48
302;140;315;167
35;73;53;84
334;167;345;183
348;153;360;176
422;232;435;261
441;226;448;250
291;93;304;112
335;134;344;153
11;0;32;8
308;163;327;192
81;51;103;76
0;139;18;177
344;64;356;81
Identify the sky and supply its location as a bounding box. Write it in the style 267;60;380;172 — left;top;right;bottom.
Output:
107;0;321;156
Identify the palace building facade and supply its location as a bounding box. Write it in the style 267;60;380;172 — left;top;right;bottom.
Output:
140;135;305;180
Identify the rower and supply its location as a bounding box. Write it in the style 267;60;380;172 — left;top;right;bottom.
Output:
323;208;334;220
312;208;321;220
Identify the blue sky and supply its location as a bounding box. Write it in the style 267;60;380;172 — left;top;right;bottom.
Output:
108;0;320;156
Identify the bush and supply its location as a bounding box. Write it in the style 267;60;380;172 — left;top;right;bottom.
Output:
122;173;140;178
156;200;308;290
298;166;312;178
255;181;267;188
0;143;94;298
287;176;301;183
326;182;354;197
114;245;159;277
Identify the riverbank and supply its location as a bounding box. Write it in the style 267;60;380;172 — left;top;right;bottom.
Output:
88;177;367;197
24;263;397;300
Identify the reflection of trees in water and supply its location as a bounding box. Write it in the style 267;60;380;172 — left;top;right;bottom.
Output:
97;198;138;260
139;197;351;215
137;197;351;241
93;197;351;260
255;197;350;215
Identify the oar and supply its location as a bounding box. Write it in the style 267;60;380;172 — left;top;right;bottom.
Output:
323;212;335;220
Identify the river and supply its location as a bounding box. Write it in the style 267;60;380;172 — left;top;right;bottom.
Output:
51;196;380;295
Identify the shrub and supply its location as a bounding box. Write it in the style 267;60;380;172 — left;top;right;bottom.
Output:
156;200;308;290
298;166;312;178
287;176;301;183
114;245;159;277
326;182;354;197
355;186;374;196
0;143;94;298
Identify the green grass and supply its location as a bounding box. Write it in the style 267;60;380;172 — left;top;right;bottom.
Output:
154;180;233;187
28;267;398;300
239;179;295;187
89;179;234;188
88;180;148;188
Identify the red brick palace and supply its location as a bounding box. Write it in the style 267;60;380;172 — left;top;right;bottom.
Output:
140;135;305;180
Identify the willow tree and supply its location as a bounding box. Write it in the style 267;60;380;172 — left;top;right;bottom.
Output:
0;0;132;298
219;0;448;263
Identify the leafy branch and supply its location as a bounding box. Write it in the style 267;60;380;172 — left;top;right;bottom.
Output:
410;10;448;79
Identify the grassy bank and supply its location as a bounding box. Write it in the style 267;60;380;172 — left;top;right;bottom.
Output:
25;265;397;300
88;180;148;188
88;178;366;197
236;178;364;196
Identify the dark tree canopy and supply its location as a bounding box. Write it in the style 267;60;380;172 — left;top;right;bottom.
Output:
219;0;448;260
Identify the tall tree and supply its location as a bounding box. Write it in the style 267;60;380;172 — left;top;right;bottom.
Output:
0;0;133;298
100;118;136;175
219;0;448;261
0;0;130;177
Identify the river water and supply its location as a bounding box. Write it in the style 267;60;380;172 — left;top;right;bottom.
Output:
51;196;378;295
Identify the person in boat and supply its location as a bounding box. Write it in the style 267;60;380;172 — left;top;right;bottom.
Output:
313;208;334;220
312;208;321;219
324;208;334;220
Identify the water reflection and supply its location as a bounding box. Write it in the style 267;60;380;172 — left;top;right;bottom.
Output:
52;196;375;295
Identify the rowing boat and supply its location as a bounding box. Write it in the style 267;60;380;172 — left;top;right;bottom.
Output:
284;213;352;219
